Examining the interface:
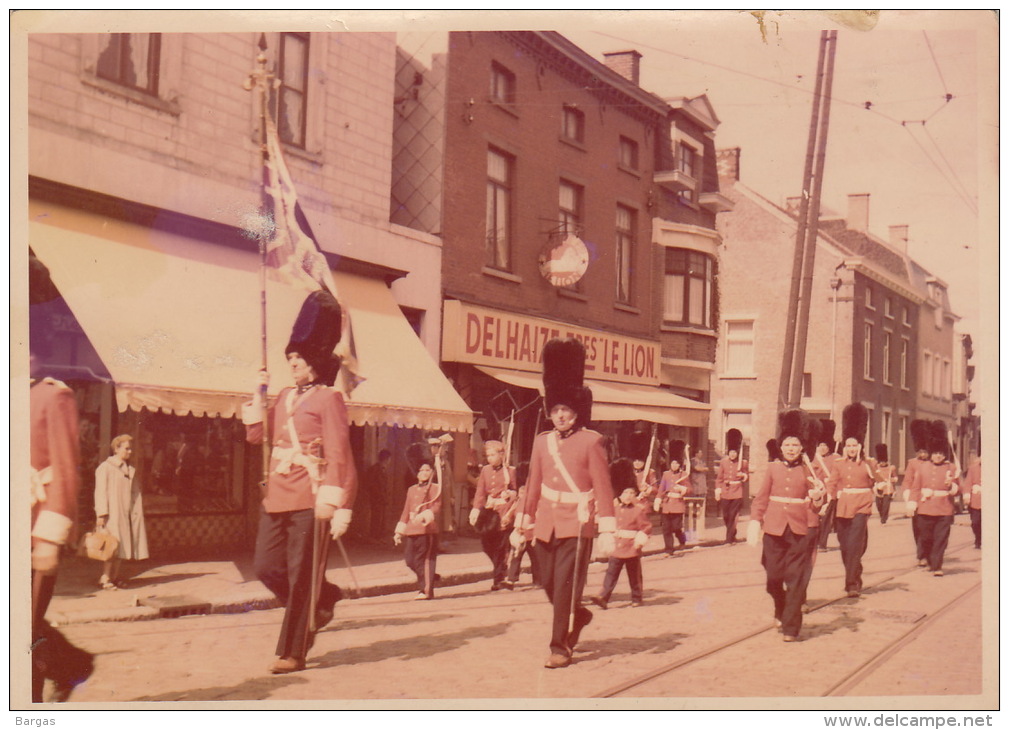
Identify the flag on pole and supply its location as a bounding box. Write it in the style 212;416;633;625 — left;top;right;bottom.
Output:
259;107;363;393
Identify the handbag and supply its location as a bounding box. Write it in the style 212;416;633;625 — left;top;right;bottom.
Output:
474;507;501;535
79;528;119;562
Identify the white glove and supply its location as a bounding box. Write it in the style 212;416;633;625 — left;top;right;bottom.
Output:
393;532;403;547
596;532;615;559
315;501;337;521
714;488;722;501
819;501;830;516
418;509;435;526
509;529;526;550
653;498;662;512
905;501;918;517
873;483;886;497
468;508;480;527
633;531;649;549
31;541;60;574
746;520;762;547
949;483;959;496
921;488;933;499
902;489;911;502
329;509;352;539
972;484;981;494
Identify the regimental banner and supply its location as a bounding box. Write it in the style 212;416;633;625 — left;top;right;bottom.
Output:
442;301;660;386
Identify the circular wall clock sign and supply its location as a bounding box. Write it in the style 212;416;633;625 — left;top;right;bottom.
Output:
538;234;589;287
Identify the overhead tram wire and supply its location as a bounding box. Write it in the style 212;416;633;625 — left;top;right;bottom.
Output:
902;123;978;216
921;125;978;212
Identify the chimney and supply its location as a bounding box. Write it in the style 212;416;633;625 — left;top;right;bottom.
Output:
847;193;870;233
716;147;741;182
603;50;642;85
889;224;909;255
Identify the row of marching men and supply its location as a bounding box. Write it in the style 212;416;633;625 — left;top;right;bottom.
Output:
744;403;980;643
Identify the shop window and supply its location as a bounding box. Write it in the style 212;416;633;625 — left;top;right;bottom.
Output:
486;147;513;271
663;248;714;328
96;33;161;96
278;32;309;148
615;204;635;303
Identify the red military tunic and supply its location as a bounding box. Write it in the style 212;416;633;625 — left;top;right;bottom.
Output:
902;456;928;499
519;428;616;541
397;481;442;536
827;458;876;519
634;468;658;512
473;464;518;529
910;461;959;517
715;456;748;500
874;463;897;496
30;378;81;547
750;460;817;537
964;460;982;510
245;385;358;514
611;501;652;559
656;470;690;514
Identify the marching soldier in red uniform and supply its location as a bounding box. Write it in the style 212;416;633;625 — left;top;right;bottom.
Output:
244;290;358;674
963;452;982;550
510;338;616;669
814;420;839;551
590;459;652;609
908;421;960;576
872;444;897;525
469;439;518;591
748;410;825;642
29;251;95;703
715;428;748;544
655;440;691;555
903;419;931;566
395;442;443;599
826;404;875;598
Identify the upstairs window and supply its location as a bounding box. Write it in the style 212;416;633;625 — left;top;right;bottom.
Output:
561;105;585;144
619;136;639;171
278;32;309;148
96;33;161;96
679;142;697;178
664;249;714;328
615;205;635;303
863;322;874;379
490;62;515;106
724;320;755;376
559;180;583;236
486;148;513;271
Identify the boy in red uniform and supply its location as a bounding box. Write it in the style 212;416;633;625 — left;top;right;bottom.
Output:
826;404;876;598
469;439;518;591
873;444;897;525
245;291;358;674
395;441;443;599
902;420;931;566
510;338;616;669
591;459;652;609
963;452;981;549
908;421;960;576
715;428;748;544
655;440;690;555
813;420;839;551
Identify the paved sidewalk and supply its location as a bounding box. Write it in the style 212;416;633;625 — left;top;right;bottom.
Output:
47;513;732;626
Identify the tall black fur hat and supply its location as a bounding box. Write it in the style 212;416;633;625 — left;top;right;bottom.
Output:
818;419;837;450
542;338;592;426
766;438;783;463
405;441;435;476
667;439;687;467
910;419;930;453
777;409;807;442
927;420;951;458
726;428;743;453
626;429;651;463
286;289;342;386
610;458;638;494
874;443;889;463
841;403;869;445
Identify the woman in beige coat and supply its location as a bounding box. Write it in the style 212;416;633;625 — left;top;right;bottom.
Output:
94;434;149;588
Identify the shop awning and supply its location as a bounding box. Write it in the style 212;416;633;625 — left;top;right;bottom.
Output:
475;366;710;428
29;211;472;432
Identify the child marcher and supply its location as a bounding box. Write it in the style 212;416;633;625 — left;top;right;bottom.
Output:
469;439;518;591
395;441;442;600
872;444;897;525
591;459;652;609
504;462;540;588
655;440;691;555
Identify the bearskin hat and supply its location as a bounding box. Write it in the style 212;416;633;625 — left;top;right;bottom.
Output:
874;443;889;463
841;403;869;445
405;441;436;477
286;289;343;386
726;428;743;454
818;419;837;450
927;420;951;459
542;338;592;426
667;439;687;468
610;458;638;495
626;429;652;463
777;409;808;443
766;438;783;463
910;419;930;454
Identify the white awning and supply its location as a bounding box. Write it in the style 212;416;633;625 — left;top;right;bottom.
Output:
29;208;472;432
475;366;710;428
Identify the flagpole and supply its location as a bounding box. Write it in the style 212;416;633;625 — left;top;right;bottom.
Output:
245;33;272;493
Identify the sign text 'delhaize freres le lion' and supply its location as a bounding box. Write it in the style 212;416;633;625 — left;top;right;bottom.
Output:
442;301;660;386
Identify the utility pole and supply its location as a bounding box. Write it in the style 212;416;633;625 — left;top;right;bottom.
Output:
777;30;838;410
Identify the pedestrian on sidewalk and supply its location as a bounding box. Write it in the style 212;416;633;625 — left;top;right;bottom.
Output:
244;290;357;675
963;452;982;549
29;252;94;702
872;444;897;525
361;449;392;542
93;433;149;589
826;404;875;598
714;429;747;544
748;409;825;643
655;440;690;555
814;420;839;552
902;420;932;567
510;338;616;669
591;460;651;610
395;441;442;600
908;421;960;576
469;439;517;591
